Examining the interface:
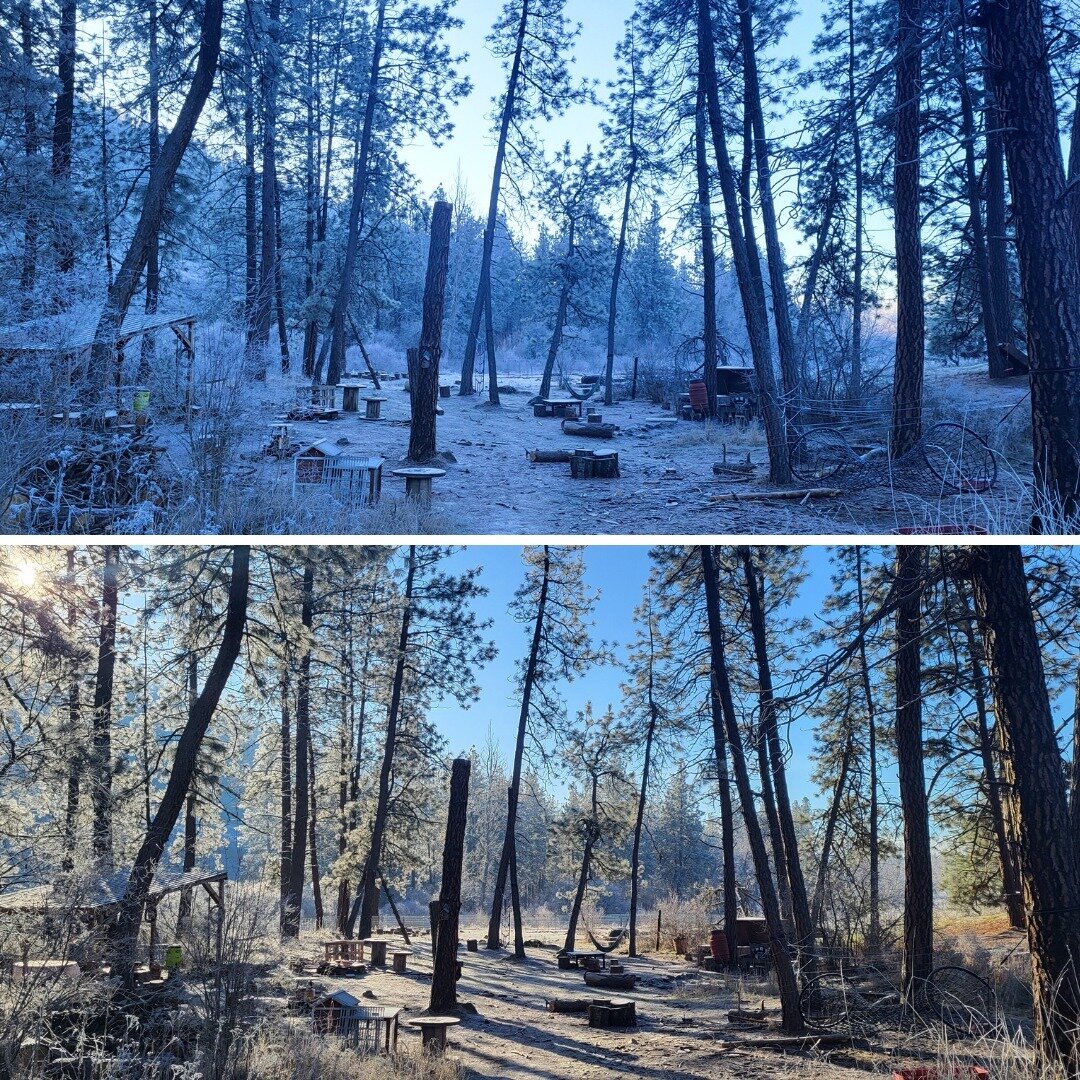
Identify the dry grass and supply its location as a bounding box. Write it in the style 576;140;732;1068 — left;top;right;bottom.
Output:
243;1027;463;1080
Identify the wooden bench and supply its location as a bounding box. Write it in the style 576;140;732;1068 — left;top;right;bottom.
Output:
407;1015;460;1053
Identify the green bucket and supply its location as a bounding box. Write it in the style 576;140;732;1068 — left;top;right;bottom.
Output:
133;388;151;414
164;944;182;970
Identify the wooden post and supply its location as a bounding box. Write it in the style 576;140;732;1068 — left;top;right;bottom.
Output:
429;757;470;1015
631;356;638;399
655;908;662;952
408;199;452;462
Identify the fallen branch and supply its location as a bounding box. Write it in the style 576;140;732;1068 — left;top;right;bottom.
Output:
709;487;841;503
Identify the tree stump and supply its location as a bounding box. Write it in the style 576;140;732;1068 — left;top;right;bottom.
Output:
570;450;619;479
588;999;636;1028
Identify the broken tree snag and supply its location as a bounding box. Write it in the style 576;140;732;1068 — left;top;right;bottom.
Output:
429;757;470;1015
570;450;619;479
408;199;452;463
561;419;616;439
527;448;573;464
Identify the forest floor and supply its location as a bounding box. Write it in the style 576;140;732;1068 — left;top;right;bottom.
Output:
164;357;1034;536
264;923;1013;1080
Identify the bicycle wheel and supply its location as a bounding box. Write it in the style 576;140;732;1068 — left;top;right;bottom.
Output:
920;423;998;494
925;965;996;1035
789;428;861;485
800;972;855;1030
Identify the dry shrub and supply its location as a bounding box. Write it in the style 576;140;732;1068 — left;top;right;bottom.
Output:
241;1026;463;1080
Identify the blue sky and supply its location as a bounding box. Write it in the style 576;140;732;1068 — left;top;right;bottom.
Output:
429;544;837;801
400;0;834;257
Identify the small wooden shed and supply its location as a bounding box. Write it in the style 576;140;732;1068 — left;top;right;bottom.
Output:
313;989;361;1034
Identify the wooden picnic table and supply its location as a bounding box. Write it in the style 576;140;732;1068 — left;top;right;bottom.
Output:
407;1015;460;1053
533;397;582;419
557;950;611;971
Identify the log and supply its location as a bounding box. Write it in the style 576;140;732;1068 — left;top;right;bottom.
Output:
527;449;573;464
718;1033;854;1051
561;419;616;439
583;971;636;990
547;998;591;1014
709;487;841;503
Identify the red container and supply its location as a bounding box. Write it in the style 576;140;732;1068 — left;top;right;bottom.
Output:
688;380;709;414
710;928;729;962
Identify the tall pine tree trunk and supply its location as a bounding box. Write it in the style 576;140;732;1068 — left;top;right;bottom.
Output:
983;0;1080;522
91;547;119;868
487;546;550;955
459;0;530;402
51;0;77;276
967;546;1080;1076
701;546;803;1033
891;0;925;457
894;545;933;993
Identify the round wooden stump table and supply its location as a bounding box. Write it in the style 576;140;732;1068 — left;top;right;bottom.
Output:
362;395;388;419
408;1015;460;1053
391;466;445;502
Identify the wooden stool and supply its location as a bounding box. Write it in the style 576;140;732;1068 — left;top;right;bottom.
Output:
466;939;478;952
363;939;388;966
392;950;409;974
362;396;387;419
439;385;452;398
391;466;445;503
342;385;361;412
407;1016;460;1053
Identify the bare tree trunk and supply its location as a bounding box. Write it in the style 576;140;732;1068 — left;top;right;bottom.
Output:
243;12;258;349
430;758;471;1014
855;548;881;952
275;178;290;370
488;547;550;955
739;0;799;413
955;584;1026;929
894;545;932;993
967;545;1080;1076
111;547;249;986
628;630;658;958
694;86;720;419
701;546;803;1033
138;0;160;381
19;7;39;303
326;0;388;386
91;547;119;869
308;735;322;929
695;0;789;482
284;560;315;937
563;777;599;954
984;0;1080;523
459;0;530;402
178;651;198;926
890;0;925;457
605;141;637;407
538;222;575;402
349;546;417;939
253;0;281;355
408;200;453;462
984;81;1013;364
51;0;76;275
278;668;292;934
809;730;854;935
89;0;224;373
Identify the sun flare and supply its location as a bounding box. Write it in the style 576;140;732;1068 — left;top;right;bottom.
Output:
14;561;37;590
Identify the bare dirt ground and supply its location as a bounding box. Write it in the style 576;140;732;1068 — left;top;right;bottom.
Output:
269;924;1005;1080
178;358;1034;537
